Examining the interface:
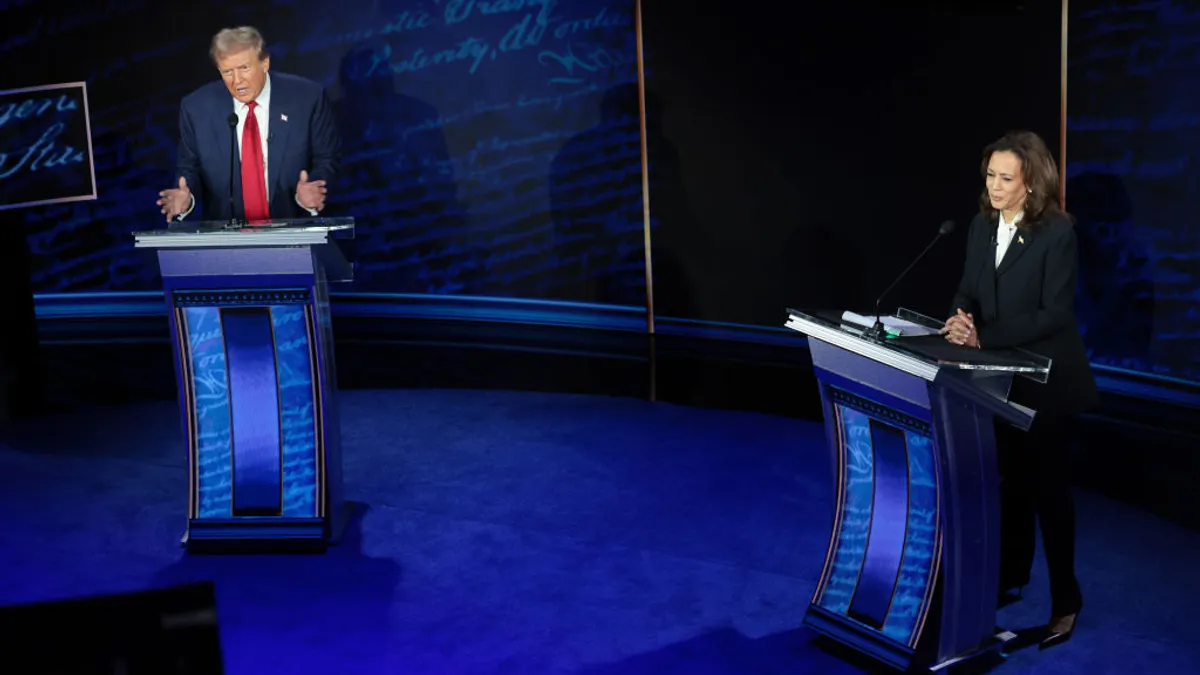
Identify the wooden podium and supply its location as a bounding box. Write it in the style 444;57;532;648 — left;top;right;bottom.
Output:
134;218;354;553
785;308;1051;671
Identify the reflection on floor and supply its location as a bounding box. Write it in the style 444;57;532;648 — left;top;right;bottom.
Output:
0;389;1196;674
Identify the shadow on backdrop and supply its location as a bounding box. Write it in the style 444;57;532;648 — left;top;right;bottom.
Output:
331;41;478;294
549;83;690;311
1066;172;1155;373
640;83;705;323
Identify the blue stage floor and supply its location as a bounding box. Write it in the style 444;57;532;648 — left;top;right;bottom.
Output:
0;389;1196;674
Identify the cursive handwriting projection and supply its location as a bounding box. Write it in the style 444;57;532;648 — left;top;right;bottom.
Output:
17;0;644;305
368;0;560;76
554;6;632;39
323;0;642;300
440;0;555;24
538;42;635;85
294;11;436;55
315;1;566;78
359;38;493;76
0;83;95;210
339;0;639;81
0;0;145;55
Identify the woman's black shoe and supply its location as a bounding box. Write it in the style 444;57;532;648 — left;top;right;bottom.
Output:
1039;610;1079;650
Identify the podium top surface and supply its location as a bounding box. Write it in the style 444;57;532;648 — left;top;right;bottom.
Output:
133;217;354;249
785;308;1051;383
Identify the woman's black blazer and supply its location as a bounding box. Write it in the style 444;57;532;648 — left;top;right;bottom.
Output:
951;210;1100;418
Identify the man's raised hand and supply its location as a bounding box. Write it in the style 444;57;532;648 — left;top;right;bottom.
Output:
296;170;327;211
157;176;191;222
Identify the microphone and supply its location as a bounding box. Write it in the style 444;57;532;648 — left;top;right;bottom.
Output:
226;112;239;228
862;219;956;342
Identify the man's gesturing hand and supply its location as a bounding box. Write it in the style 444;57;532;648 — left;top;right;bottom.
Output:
157;177;191;222
296;170;327;211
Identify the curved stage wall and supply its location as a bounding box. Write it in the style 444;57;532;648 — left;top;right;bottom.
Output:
4;0;1200;410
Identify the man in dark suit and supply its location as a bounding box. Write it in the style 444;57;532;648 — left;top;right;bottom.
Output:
944;130;1097;651
156;26;340;223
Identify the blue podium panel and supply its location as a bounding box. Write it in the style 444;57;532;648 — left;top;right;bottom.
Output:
170;288;338;550
806;377;942;670
310;263;344;521
788;310;1041;672
134;219;354;553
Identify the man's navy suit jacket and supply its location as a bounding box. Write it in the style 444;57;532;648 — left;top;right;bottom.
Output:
175;72;340;221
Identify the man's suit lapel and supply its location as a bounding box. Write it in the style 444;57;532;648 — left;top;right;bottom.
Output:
269;76;292;204
996;226;1034;276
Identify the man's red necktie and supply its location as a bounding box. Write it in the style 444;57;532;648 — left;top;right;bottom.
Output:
240;101;269;221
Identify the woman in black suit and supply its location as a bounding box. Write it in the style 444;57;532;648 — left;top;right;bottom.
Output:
943;130;1098;649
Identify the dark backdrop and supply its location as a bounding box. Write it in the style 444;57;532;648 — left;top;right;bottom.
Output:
639;1;1063;328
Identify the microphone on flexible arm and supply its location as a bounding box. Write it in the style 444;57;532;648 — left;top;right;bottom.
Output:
861;219;957;342
226;112;239;229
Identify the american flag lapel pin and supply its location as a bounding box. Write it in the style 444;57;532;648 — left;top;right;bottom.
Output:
281;113;288;122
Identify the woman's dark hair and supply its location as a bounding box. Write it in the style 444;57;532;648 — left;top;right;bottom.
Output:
979;130;1068;228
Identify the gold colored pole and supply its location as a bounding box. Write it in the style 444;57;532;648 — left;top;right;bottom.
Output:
634;0;657;401
635;0;654;334
1060;0;1069;209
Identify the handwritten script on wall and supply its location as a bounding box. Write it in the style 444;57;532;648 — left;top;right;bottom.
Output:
8;0;643;305
0;82;96;211
1067;0;1200;382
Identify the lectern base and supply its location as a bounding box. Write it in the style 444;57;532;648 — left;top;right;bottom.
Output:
929;630;1017;672
805;594;1018;672
179;503;355;555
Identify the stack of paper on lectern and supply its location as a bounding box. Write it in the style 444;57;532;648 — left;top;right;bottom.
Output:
840;311;941;337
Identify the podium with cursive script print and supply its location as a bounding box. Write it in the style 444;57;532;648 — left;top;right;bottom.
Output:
784;308;1051;672
134;218;354;553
